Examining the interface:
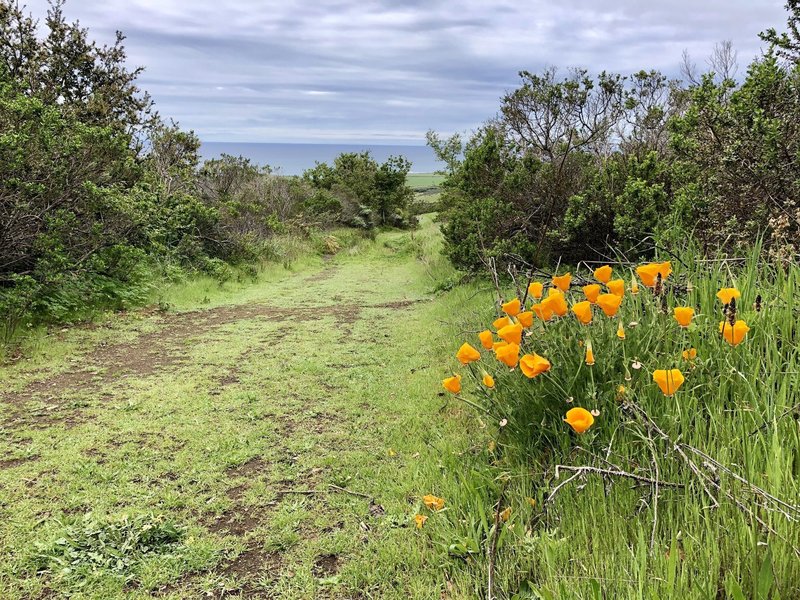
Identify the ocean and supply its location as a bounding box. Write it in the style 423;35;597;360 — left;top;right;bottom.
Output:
199;142;443;176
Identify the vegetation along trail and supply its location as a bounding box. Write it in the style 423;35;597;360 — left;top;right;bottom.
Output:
0;216;474;599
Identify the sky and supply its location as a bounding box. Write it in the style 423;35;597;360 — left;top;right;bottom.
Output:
22;0;789;144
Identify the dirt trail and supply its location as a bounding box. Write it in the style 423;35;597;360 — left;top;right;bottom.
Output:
0;229;440;598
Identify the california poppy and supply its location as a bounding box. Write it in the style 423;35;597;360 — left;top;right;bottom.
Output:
673;307;695;328
499;507;512;522
616;323;626;340
492;340;508;352
552;273;572;292
564;407;595;434
682;348;697;360
716;288;741;305
482;372;495;388
532;302;554;321
596;294;622;317
495;343;520;368
519;353;551;378
585;341;595;366
652;369;685;396
442;374;461;394
594;265;613;284
719;319;750;346
542;290;568;317
607;279;625;297
571;301;593;325
422;494;445;511
502;298;521;317
636;262;672;287
414;514;428;529
493;316;511;331
456;342;481;365
497;322;523;345
478;330;494;350
630;279;640;295
582;284;601;304
528;281;543;299
517;311;534;328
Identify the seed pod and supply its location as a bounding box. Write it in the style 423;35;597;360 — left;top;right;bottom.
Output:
728;297;737;326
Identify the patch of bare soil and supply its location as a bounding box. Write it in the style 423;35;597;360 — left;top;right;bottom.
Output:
0;454;38;469
312;554;340;578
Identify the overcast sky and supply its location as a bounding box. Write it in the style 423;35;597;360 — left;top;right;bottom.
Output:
23;0;788;144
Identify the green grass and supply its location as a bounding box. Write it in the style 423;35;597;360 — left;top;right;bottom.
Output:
0;215;487;598
431;248;800;598
406;173;445;191
3;217;797;598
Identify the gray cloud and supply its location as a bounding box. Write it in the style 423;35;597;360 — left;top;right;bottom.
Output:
23;0;789;142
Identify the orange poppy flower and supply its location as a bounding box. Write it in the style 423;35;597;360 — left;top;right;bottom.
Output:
414;514;428;529
596;294;622;317
478;330;494;350
594;265;613;284
673;307;695;328
552;273;572;292
564;407;595;434
607;279;625;297
585;345;595;366
652;369;685;396
636;261;672;287
495;343;520;368
542;291;568;317
482;372;495;388
582;284;601;303
502;298;521;317
493;316;511;330
497;322;523;345
528;281;543;299
422;494;445;511
532;302;554;321
492;341;508;352
519;353;551;378
442;374;461;394
571;301;593;325
456;342;481;365
719;320;750;346
682;348;697;360
517;311;534;328
716;288;741;305
616;323;626;339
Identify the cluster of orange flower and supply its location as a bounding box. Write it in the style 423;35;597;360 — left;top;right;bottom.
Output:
442;261;752;435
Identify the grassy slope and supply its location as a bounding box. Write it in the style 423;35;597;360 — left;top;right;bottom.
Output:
0;216;485;599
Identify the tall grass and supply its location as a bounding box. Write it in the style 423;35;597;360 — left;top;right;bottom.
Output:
434;244;800;599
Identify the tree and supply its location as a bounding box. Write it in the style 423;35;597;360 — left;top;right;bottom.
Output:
761;0;800;62
0;0;154;137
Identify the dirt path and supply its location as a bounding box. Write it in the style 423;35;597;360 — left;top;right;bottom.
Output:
0;224;460;599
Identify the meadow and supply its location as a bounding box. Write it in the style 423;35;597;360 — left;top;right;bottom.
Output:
3;209;797;598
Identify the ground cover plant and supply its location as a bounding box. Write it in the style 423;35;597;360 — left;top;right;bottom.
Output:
434;247;800;598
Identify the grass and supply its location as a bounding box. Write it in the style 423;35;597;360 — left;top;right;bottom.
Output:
431;248;800;598
0;215;486;598
2;216;797;598
406;173;446;191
